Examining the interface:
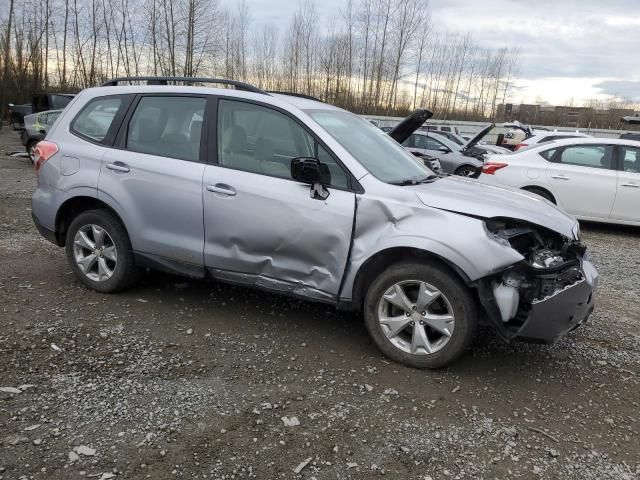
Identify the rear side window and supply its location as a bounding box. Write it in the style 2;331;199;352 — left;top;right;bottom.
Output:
126;96;206;162
47;111;61;126
401;135;416;148
51;95;73;110
72;97;123;143
555;145;613;169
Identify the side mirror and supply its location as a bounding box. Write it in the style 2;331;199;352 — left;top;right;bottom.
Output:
291;157;322;184
291;157;330;200
438;146;450;153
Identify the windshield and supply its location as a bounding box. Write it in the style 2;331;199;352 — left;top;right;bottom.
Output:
305;109;434;184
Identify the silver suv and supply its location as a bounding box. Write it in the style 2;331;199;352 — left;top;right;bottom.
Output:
32;77;598;368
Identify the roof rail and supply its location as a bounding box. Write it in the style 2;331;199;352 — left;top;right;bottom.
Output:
101;76;267;94
267;91;324;103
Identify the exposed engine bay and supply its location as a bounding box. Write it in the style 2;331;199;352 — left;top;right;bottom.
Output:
480;218;588;338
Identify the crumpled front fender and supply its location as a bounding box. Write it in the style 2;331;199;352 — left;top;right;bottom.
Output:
339;194;524;302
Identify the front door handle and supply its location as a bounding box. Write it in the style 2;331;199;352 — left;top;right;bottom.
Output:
206;184;236;196
106;162;130;173
551;174;569;180
621;183;640;188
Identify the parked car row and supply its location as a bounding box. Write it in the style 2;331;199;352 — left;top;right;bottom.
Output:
479;137;640;225
31;76;598;369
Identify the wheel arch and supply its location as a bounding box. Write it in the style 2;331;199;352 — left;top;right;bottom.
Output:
348;247;473;312
54;196;129;247
521;185;556;204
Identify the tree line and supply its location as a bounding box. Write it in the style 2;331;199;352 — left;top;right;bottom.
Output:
0;0;519;121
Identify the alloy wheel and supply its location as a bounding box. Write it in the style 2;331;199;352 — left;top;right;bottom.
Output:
457;166;477;177
72;224;118;282
377;280;455;355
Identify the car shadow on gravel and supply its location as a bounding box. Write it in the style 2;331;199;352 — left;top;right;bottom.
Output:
116;268;595;379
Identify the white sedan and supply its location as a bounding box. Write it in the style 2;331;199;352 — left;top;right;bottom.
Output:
478;138;640;225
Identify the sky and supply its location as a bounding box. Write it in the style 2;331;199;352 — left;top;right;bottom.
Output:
246;0;640;107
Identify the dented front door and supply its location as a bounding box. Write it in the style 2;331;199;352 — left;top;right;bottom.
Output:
202;165;356;302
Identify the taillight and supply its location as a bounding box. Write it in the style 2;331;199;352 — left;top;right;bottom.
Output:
481;162;508;175
34;141;58;173
514;143;528;151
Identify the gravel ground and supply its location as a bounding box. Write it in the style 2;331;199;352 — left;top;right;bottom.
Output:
0;126;638;480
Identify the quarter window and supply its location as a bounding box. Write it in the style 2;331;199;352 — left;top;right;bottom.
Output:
539;148;557;160
556;145;613;169
217;99;349;188
72;97;122;143
126;96;205;162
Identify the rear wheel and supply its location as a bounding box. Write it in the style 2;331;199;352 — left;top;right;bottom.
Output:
26;140;38;164
65;209;137;293
522;186;555;204
454;165;479;177
364;261;477;369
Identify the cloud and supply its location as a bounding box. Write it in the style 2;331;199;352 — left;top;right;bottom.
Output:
246;0;639;103
594;81;640;101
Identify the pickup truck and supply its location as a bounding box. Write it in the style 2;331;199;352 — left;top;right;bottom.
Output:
8;93;74;130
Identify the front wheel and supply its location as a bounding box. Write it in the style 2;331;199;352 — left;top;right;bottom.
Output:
364;261;477;368
65;209;137;293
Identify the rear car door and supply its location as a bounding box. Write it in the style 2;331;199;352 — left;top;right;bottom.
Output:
98;94;208;270
544;144;617;219
610;145;640;223
202;98;356;301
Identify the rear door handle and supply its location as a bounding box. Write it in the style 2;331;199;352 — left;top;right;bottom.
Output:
621;183;640;188
106;162;130;173
551;174;569;180
206;184;236;196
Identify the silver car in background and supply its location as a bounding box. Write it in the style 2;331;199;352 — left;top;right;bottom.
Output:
31;77;598;368
389;120;499;177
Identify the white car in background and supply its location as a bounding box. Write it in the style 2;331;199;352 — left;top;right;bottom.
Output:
512;131;591;151
478;138;640;225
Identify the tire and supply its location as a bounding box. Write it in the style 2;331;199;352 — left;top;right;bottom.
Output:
65;209;137;293
364;261;477;369
522;187;555;204
454;165;479;177
26;140;38;164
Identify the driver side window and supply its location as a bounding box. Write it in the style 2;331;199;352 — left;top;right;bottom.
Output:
217;99;349;188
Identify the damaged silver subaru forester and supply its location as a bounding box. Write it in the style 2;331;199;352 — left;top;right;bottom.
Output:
31;77;597;368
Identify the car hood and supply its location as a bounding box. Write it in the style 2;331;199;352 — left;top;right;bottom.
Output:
411;177;578;238
461;123;494;152
387;109;434;143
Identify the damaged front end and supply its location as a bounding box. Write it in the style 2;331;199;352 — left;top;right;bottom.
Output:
478;218;598;343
